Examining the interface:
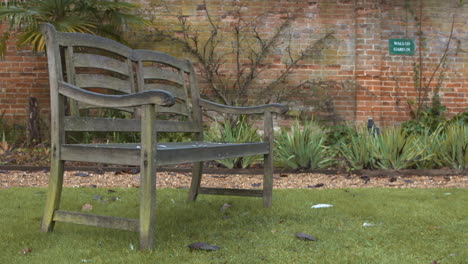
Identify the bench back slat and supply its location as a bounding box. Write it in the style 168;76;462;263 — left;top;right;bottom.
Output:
74;53;131;76
64;117;200;133
75;74;133;94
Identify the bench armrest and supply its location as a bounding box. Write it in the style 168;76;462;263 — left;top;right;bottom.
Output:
199;98;288;115
58;81;175;108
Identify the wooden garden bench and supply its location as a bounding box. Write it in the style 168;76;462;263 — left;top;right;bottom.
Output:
40;23;288;250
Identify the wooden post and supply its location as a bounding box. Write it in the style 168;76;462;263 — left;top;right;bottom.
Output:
139;104;157;250
263;111;274;208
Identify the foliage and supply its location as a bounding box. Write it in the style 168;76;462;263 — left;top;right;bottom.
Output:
437;122;468;169
204;116;262;168
274;120;332;169
151;0;336;106
448;109;468;125
338;127;376;170
373;127;425;170
0;0;150;57
1;188;467;263
413;125;445;169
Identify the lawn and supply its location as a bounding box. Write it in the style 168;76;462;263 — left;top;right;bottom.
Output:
0;187;466;264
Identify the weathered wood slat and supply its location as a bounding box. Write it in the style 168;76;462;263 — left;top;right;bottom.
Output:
76;74;132;94
198;188;263;197
143;83;185;99
133;49;191;72
156;100;189;116
64;117;199;132
74;53;130;76
143;67;184;85
60;142;269;166
57;31;132;57
59;81;175;108
199;98;289;114
53;210;139;232
76;101;134;113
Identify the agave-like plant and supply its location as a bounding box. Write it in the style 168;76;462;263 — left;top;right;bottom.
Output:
0;0;151;57
338;127;376;170
274;120;332;170
438;122;468;169
414;125;445;169
373;126;425;170
205;116;262;169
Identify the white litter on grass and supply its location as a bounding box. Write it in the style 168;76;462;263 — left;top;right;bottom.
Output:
129;243;135;251
444;193;452;195
311;204;333;208
363;222;375;227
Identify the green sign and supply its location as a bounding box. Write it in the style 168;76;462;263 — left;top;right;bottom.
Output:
389;38;415;55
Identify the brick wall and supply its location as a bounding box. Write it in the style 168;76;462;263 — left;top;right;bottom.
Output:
0;24;49;124
0;0;466;127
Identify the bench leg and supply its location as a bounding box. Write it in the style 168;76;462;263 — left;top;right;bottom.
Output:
139;105;157;250
40;159;64;232
188;161;203;201
139;163;156;250
263;111;274;208
263;153;273;208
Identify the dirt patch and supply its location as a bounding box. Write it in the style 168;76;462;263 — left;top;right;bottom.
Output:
1;169;466;190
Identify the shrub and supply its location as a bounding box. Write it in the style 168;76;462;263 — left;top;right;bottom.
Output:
373;127;424;169
274;120;332;169
204;116;262;168
338;127;376;170
437;122;468;169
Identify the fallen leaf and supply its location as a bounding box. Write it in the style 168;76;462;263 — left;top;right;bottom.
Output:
360;175;370;184
107;189;116;193
74;172;90;177
92;195;103;200
311;204;333;208
81;203;93;211
432;261;439;264
307;183;324;188
22;248;32;255
220;203;232;211
295;233;317;241
188;242;221;251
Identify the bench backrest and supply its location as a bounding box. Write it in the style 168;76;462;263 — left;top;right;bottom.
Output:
41;23;203;135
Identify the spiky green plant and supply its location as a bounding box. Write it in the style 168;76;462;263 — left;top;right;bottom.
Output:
0;0;151;57
338;127;376;170
414;125;445;169
274;120;332;169
205;116;262;168
373;126;424;169
438;122;468;169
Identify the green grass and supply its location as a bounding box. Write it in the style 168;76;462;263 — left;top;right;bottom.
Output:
0;188;467;264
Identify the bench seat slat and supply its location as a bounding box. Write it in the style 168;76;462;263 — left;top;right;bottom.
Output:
61;142;269;166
